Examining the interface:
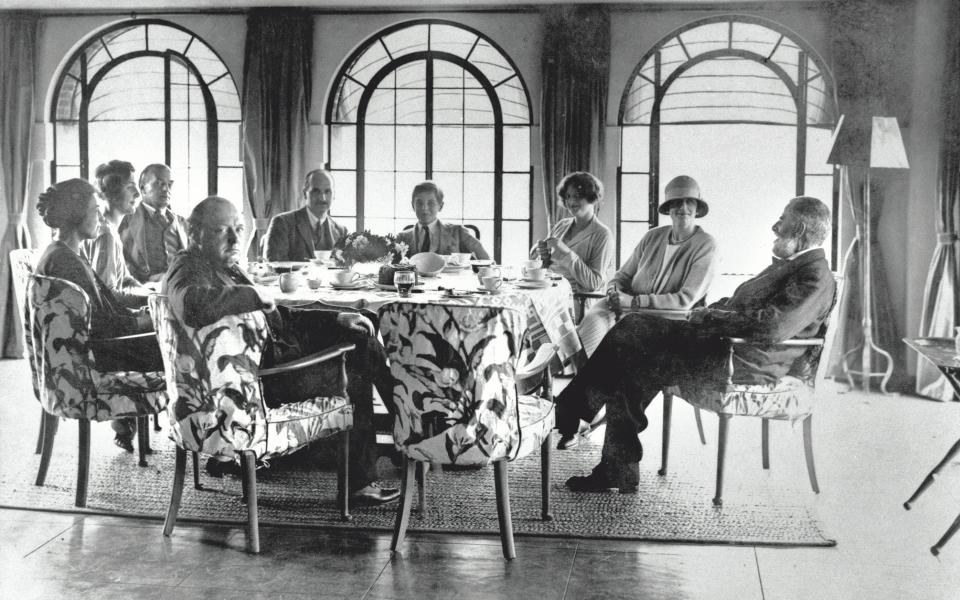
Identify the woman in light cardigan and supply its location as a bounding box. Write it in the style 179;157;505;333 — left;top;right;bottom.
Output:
531;172;614;303
577;175;719;358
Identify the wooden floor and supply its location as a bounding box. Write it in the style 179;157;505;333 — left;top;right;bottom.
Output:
2;357;959;599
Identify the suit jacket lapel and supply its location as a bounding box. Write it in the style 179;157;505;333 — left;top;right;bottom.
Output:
295;207;314;251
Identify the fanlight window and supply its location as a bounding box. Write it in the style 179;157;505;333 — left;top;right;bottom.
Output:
51;19;242;217
326;20;533;262
619;16;838;281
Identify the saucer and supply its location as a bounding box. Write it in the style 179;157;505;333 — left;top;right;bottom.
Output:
514;279;551;289
375;283;423;292
331;282;366;290
477;287;502;295
254;275;280;285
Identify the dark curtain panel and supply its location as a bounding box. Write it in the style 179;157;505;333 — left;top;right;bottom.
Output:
916;1;960;400
539;5;610;227
241;9;313;259
0;15;38;357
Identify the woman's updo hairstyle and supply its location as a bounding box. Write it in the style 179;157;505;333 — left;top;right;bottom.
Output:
37;178;97;230
556;171;603;204
94;160;135;204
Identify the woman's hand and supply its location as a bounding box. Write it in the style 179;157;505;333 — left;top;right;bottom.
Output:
535;240;551;261
541;236;570;255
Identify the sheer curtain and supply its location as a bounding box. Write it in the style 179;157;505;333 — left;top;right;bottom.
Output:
539;6;609;227
241;10;313;259
916;1;960;400
0;15;38;357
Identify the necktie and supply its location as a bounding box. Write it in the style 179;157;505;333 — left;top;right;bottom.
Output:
162;210;181;263
420;225;431;253
314;220;333;250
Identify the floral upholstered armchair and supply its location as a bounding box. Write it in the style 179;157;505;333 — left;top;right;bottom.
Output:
10;248;46;453
378;301;556;559
27;274;168;507
149;295;356;553
660;276;843;505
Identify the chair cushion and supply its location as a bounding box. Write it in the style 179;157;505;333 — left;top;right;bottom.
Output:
679;375;814;421
263;395;354;458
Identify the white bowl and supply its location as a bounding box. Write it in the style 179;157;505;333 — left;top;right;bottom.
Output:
410;252;446;277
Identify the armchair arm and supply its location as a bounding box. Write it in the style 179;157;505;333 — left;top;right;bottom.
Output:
726;337;824;347
516;343;557;400
572;292;605;300
255;342;356;378
89;331;157;344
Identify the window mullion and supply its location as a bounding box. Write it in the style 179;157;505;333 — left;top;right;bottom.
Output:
426;56;434;178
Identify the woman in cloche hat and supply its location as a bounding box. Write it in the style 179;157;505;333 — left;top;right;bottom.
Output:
562;175;719;449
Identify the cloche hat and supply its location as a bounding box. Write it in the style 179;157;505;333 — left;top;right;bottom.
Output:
658;175;709;218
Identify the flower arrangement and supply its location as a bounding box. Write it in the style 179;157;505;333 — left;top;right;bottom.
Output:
332;231;409;268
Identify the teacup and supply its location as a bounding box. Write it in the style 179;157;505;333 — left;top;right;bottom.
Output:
470;259;494;274
314;249;333;262
480;275;502;293
306;275;324;290
279;272;302;293
333;270;361;286
477;265;502;285
452;252;473;266
522;260;543;279
524;267;547;282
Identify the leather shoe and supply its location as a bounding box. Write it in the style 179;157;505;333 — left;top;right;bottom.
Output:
556;433;579;450
114;434;134;453
565;472;638;494
204;457;240;478
350;483;401;505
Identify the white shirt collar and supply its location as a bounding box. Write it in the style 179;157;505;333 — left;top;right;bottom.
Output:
784;246;820;261
306;208;328;229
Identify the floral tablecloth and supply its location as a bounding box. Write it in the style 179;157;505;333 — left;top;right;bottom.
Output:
259;269;582;372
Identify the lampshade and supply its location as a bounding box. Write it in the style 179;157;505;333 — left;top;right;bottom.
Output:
826;115;910;169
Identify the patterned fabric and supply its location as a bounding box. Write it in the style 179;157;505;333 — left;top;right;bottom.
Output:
27;275;167;421
10;248;40;393
149;295;352;459
676;376;814;422
379;302;555;465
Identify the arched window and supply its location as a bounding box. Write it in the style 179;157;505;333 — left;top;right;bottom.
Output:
50;19;242;216
326;20;532;262
619;16;838;279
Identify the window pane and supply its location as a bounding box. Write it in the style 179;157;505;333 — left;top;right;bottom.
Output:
463;128;494;172
330;125;357;170
620;174;650;221
349;42;390;86
463;173;494;219
395;89;425;124
102;24;147;58
396;172;426;210
475;221;494;251
209;75;241;121
430;24;476;59
217;166;243;205
332;77;363;123
395;61;425;89
88;121;165;180
382;24;428;58
432;172;463;215
331;170;357;217
55;77;81;121
496;78;529;124
503;126;529;171
469;39;514;85
364;126;395;170
433;88;464;125
433;126;464;172
621;126;650;172
365;217;396;237
56;165;81;182
365;89;395;124
364;171;394;218
501;220;530;265
806;126;835;175
619;222;649;266
464;89;494;125
89;57;165;121
185;35;229;82
218;121;241;165
55;122;80;165
502;173;529;219
148;24;194;54
804;174;834;257
395;126;425;172
679;22;729;57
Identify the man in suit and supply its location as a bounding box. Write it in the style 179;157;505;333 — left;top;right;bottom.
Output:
119;164;190;283
396;181;490;259
163;196;399;504
264;169;349;261
556;196;836;493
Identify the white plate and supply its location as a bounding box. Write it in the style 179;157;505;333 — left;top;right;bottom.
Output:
375;282;424;292
477;287;502;295
268;261;310;270
330;282;367;290
514;280;551;289
254;275;280;285
442;264;471;271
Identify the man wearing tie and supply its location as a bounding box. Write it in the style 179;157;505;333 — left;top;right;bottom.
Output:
264;169;349;261
119;163;190;283
396;181;490;259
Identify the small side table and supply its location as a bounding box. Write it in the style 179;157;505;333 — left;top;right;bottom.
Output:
901;337;960;555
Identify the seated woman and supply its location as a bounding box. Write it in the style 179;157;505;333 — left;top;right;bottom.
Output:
85;160;151;307
531;172;614;315
35;178;163;453
577;175;719;358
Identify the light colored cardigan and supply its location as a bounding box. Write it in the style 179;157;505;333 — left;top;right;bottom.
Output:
612;225;719;309
529;216;614;294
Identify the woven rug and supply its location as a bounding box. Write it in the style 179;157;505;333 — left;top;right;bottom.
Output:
0;417;834;547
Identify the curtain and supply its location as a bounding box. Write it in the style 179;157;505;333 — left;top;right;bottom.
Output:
916;1;960;401
0;15;38;358
539;5;610;227
241;9;313;259
828;166;904;390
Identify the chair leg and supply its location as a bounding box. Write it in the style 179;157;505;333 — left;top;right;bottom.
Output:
416;462;428;515
905;437;960;509
659;391;673;476
191;452;202;490
339;431;351;522
761;418;770;470
35;412;58;487
153;413;162;432
391;457;417;552
163;447;187;537
240;451;260;554
136;417;149;467
694;407;706;445
931;511;960;556
802;415;819;494
713;415;730;507
493;461;516;560
34;408;46;454
75;419;91;508
540;434;552;521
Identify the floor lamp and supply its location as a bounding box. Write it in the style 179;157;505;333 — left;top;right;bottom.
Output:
827;115;910;393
